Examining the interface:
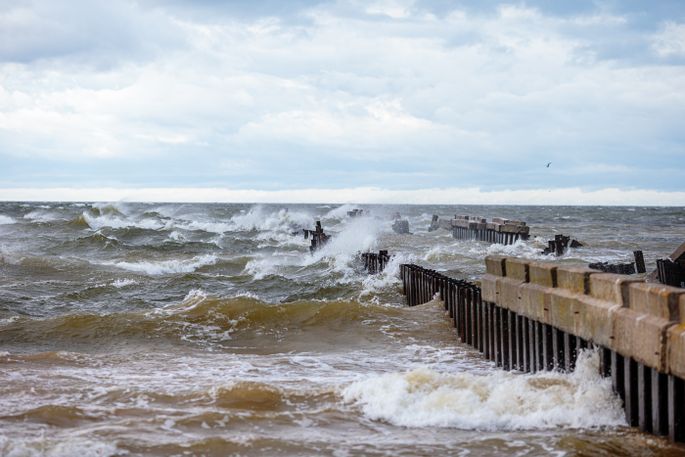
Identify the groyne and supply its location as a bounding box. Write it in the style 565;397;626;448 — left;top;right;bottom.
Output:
449;216;530;245
658;242;685;288
400;258;685;443
303;221;330;253
360;250;391;274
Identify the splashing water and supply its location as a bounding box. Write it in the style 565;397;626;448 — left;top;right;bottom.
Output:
0;202;682;456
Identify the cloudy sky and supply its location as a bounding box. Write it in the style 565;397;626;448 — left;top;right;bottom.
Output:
1;0;684;203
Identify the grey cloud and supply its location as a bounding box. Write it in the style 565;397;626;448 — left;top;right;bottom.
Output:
0;0;185;64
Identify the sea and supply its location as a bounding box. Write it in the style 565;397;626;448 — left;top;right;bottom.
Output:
0;202;684;456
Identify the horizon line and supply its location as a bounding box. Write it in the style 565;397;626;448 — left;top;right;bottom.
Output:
1;186;685;206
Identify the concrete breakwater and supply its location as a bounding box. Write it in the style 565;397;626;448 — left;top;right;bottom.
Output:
449;216;530;245
400;258;685;443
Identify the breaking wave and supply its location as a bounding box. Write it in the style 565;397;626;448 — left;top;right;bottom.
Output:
0;215;16;225
100;254;218;275
342;349;626;431
0;295;403;346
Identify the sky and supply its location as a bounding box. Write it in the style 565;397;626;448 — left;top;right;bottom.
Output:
0;0;684;204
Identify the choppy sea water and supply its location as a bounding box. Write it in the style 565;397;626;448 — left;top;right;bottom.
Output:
0;202;684;456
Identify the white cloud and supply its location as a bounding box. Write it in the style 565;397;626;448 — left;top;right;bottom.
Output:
235;99;445;150
0;1;683;191
364;0;416;19
652;21;685;57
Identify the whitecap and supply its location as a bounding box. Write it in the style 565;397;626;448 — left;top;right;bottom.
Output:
343;349;626;430
102;254;218;275
111;278;138;288
82;211;165;231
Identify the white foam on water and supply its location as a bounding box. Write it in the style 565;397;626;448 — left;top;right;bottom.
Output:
485;239;548;260
342;349;626;431
0;436;121;457
360;252;415;298
103;254;218;275
111;278;138;288
23;210;61;223
307;216;383;278
0;215;16;225
229;206;312;233
82;211;165;231
422;242;467;262
323;203;358;220
173;219;234;234
243;253;300;280
168;230;185;241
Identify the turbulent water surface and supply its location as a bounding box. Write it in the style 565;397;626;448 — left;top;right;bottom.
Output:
1;202;684;456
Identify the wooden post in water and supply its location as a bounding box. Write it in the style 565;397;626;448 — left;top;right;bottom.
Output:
634;250;646;274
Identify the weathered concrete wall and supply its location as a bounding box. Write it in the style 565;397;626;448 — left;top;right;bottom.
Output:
482;255;685;376
402;257;685;441
450;216;530;245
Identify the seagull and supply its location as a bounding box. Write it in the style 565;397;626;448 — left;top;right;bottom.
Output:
546;162;552;168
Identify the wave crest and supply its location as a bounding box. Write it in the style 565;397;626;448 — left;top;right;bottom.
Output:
343;349;625;430
0;296;402;346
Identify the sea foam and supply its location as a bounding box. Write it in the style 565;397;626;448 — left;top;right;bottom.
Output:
0;215;16;225
103;254;218;275
342;349;626;431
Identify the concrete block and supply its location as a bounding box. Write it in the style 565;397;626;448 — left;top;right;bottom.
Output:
498;277;525;312
500;224;523;233
557;266;594;294
486;223;497;231
485;256;507;277
548;289;584;335
667;324;685;378
589;273;643;305
627;283;683;321
519;283;551;323
505;258;529;282
492;217;508;224
529;261;557;288
612;308;674;371
481;274;498;303
575;295;619;348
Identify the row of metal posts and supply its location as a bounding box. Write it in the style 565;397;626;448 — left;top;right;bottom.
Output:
399;263;685;443
451;227;523;245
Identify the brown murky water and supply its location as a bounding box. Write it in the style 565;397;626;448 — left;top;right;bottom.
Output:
1;202;684;456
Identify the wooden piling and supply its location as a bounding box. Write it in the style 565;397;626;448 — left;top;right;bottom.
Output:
652;369;669;435
625;357;639;427
634;250;646;274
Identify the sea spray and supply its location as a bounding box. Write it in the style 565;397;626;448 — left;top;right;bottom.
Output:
101;254;218;275
342;349;626;430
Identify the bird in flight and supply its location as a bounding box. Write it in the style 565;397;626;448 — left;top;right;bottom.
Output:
546;162;552;168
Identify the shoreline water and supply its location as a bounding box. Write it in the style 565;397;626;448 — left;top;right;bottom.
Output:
1;202;684;456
